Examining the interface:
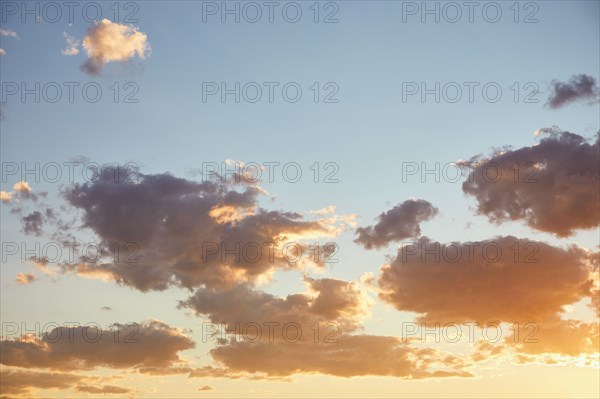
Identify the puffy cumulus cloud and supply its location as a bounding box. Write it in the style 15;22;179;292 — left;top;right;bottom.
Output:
354;200;438;249
0;190;12;202
13;181;32;193
0;48;5;56
378;236;597;325
0;369;84;397
0;320;194;372
546;74;600;109
15;272;35;285
179;277;372;339
461;131;599;237
54;170;352;291
1;181;39;204
199;385;214;391
204;335;471;379
81;19;150;75
61;32;80;56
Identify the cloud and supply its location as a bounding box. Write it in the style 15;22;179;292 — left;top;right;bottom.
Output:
13;181;32;193
61;32;80;56
0;29;17;58
49;170;351;291
180;277;372;338
101;306;113;311
0;369;84;397
1;190;12;202
21;211;44;236
1;181;40;204
0;29;18;39
182;278;470;379
76;384;133;395
205;334;471;379
81;19;150;75
0;320;194;372
546;74;600;109
509;319;599;358
354;200;438;249
378;236;597;325
15;273;35;285
461;130;599;237
199;385;214;391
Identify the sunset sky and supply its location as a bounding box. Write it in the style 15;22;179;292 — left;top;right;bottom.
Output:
1;1;599;398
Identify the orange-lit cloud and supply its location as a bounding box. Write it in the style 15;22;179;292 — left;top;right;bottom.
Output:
0;320;194;372
15;272;35;285
378;236;597;325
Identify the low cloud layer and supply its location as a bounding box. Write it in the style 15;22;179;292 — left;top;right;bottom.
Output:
354;200;438;249
546;74;600;109
180;277;371;338
182;277;470;379
0;320;194;372
461;130;599;237
81;19;149;75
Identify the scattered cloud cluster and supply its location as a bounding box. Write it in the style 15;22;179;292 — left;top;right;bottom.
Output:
0;28;18;56
1;181;35;203
61;32;80;56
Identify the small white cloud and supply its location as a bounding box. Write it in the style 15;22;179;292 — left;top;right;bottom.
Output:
61;32;80;56
81;19;150;75
0;29;18;39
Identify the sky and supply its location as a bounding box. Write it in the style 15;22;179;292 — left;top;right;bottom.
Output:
0;0;599;398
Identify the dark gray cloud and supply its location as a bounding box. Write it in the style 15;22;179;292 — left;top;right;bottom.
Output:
354;200;438;249
53;170;345;291
546;74;599;109
461;130;599;237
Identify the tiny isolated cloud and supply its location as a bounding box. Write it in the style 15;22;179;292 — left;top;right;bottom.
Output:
80;19;150;75
546;74;600;109
15;273;35;285
0;29;18;57
0;29;18;39
61;32;80;56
